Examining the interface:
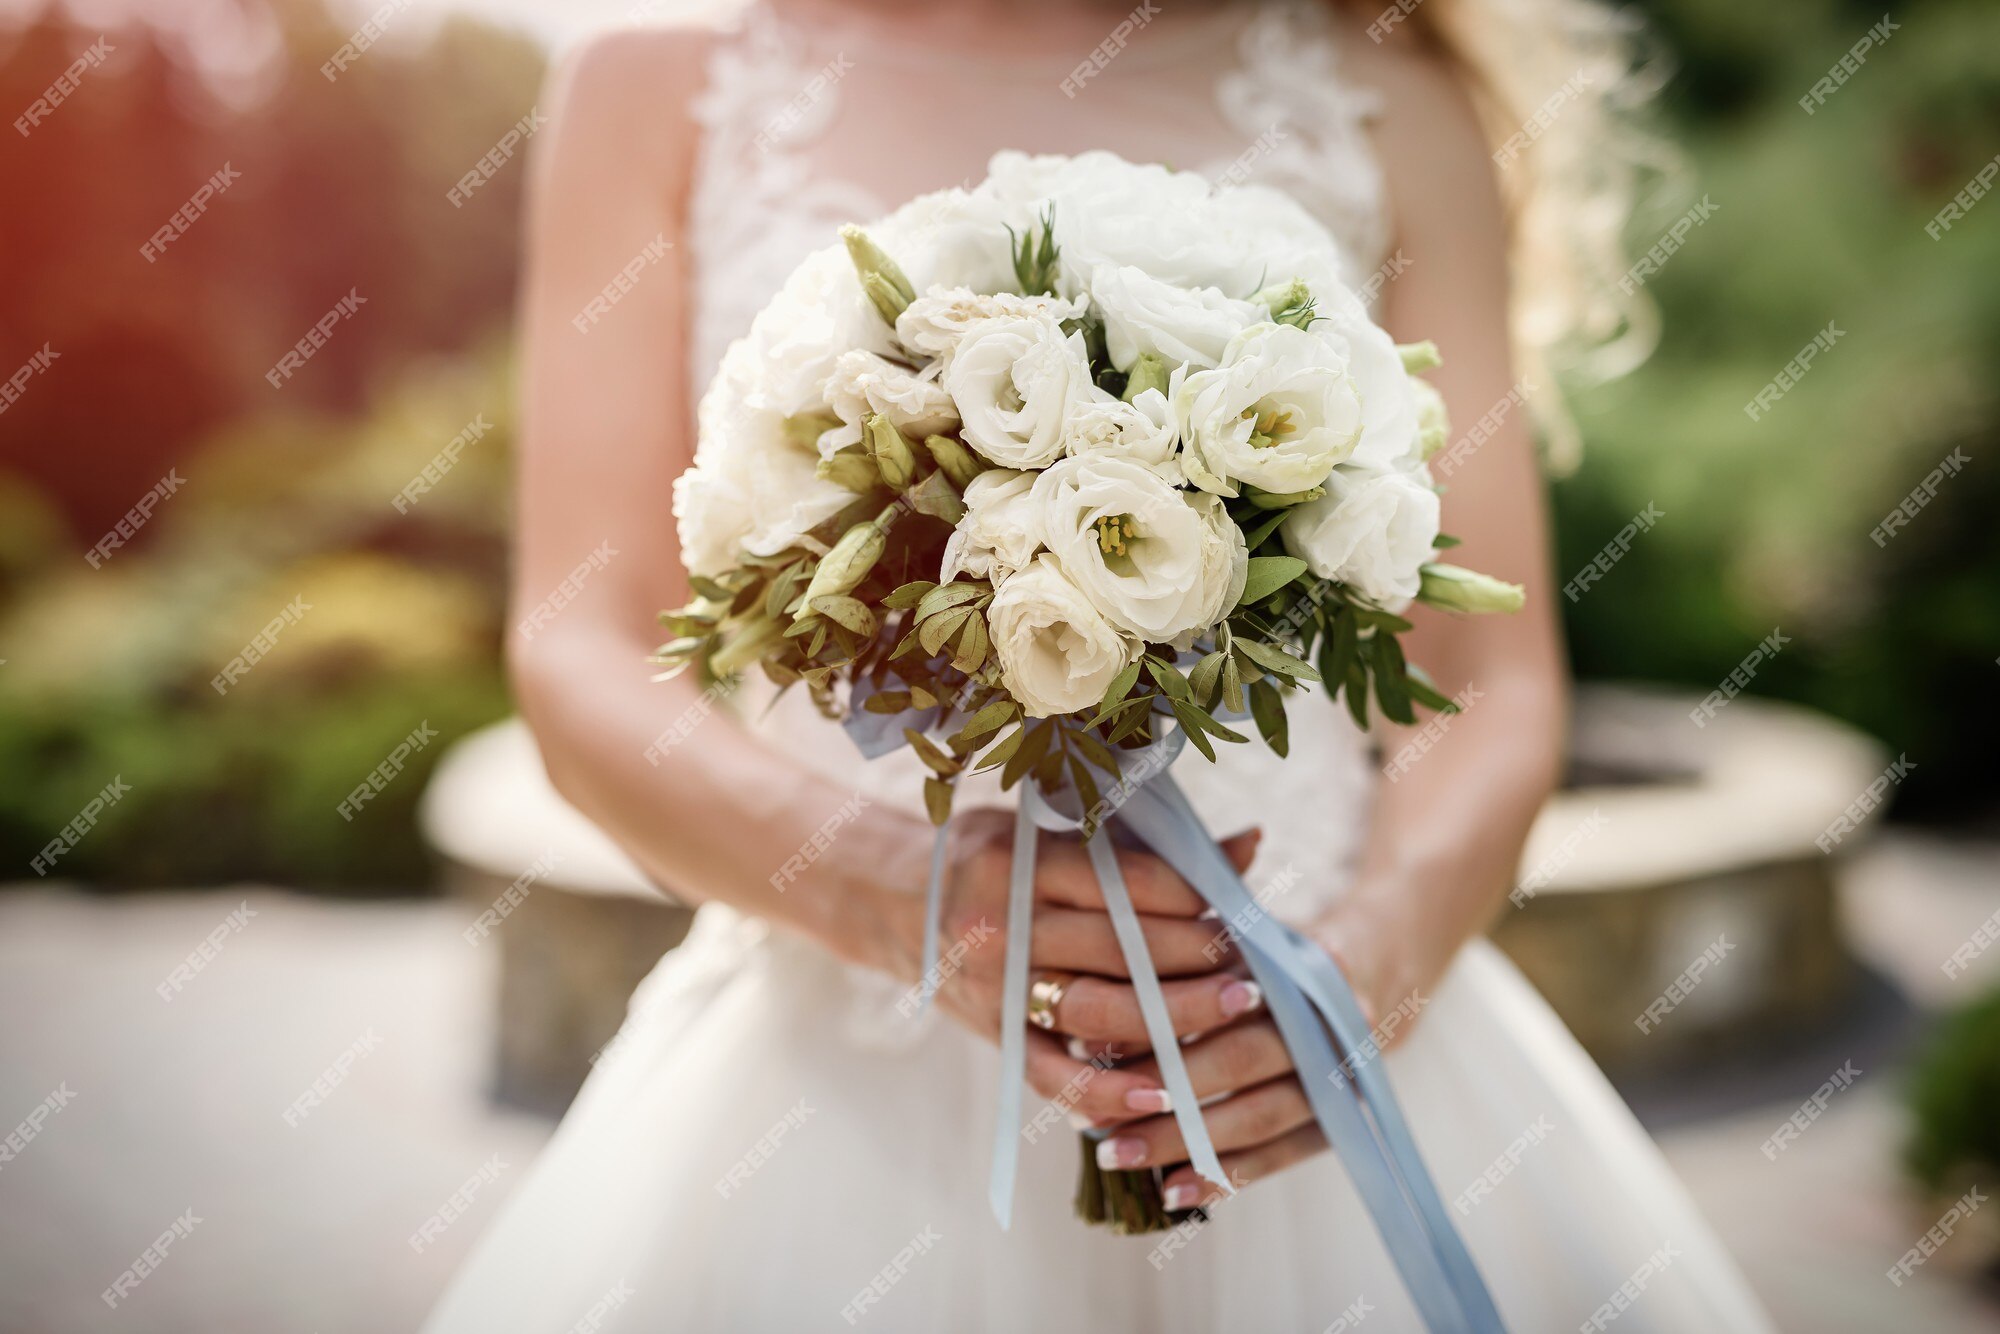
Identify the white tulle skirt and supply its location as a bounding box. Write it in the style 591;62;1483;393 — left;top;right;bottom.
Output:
423;901;1773;1332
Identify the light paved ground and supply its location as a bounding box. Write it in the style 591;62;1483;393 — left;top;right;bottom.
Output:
1;835;1996;1333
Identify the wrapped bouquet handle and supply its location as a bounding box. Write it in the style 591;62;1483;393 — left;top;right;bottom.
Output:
905;728;1506;1334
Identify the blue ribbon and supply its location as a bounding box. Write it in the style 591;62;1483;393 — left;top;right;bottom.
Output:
859;709;1504;1332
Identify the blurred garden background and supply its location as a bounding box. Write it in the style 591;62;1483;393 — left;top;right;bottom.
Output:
1;0;1995;890
1;0;1998;1328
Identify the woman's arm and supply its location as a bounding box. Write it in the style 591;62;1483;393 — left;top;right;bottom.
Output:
507;31;931;974
1309;33;1569;1024
508;33;1250;1120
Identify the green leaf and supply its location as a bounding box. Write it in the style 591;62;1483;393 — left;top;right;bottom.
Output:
863;690;914;715
1188;650;1227;708
1068;726;1123;778
1368;635;1416;725
1249;680;1289;757
810;595;875;636
1237;555;1309;607
1234;637;1322;683
1221;652;1245;715
918;606;972;657
951;612;990;674
923;777;954;827
1001;721;1054;790
1356;608;1414;635
883;581;937;611
1432;534;1462;550
1170;700;1218;761
1101;661;1143;710
1242;508;1290;550
1067;755;1104;834
1403;666;1458;715
1344;654;1371;730
975;722;1026;772
958;698;1016;741
905;728;964;778
1145;657;1191;702
917;581;988;619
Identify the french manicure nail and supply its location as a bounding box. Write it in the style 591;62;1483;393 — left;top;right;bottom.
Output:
1095;1136;1145;1170
1219;979;1263;1018
1163;1184;1201;1211
1124;1087;1172;1114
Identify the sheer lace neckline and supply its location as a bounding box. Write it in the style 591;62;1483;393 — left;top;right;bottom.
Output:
755;0;1257;71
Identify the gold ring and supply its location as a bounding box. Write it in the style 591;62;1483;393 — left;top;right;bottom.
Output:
1027;974;1072;1031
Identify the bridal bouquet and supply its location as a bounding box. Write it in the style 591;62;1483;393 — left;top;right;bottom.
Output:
659;153;1517;1330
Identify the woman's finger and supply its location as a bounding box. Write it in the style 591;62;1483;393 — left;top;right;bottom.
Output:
1091;1075;1314;1172
1031;829;1261;917
1022;1029;1175;1126
1039;970;1262;1043
1158;1121;1331;1212
1118;1015;1294;1106
1030;908;1237;978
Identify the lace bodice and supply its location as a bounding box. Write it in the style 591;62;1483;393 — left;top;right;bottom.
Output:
688;0;1391;396
683;0;1392;1042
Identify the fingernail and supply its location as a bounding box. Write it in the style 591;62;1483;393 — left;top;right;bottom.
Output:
1163;1184;1202;1211
1095;1136;1145;1170
1124;1087;1172;1114
1219;979;1263;1018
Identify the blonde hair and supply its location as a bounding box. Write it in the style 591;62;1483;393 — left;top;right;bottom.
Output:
1393;0;1676;470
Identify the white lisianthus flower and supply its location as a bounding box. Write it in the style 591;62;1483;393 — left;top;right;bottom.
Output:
1309;283;1424;471
1175;323;1361;497
1089;263;1263;371
944;314;1096;470
1033;453;1247;643
741;245;896;418
1062;387;1181;478
982;151;1261;296
1279;465;1441;607
989;555;1139;718
821;349;959;449
676;348;853;575
941;469;1044;583
895;285;1085;362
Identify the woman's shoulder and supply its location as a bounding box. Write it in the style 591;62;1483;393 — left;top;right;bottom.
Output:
540;22;726;158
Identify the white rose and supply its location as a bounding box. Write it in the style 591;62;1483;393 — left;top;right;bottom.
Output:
944;313;1096;470
1062;387;1181;478
1033;454;1247;643
941;469;1043;583
822;349;958;447
1089;263;1263;370
873;186;1019;296
677;341;856;576
896;285;1085;362
980;151;1260;296
1309;283;1424;471
741;245;896;418
1175;323;1361;497
989;554;1139;719
1279;465;1441;607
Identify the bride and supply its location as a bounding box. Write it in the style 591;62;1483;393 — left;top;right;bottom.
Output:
426;0;1774;1329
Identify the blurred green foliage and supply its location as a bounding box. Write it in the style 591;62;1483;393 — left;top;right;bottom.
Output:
1906;983;2000;1193
0;0;1995;888
1564;0;2000;823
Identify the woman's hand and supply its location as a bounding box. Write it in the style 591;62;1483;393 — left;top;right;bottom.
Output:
1097;889;1436;1210
885;807;1264;1127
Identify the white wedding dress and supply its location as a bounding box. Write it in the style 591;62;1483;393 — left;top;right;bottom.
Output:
426;4;1774;1329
